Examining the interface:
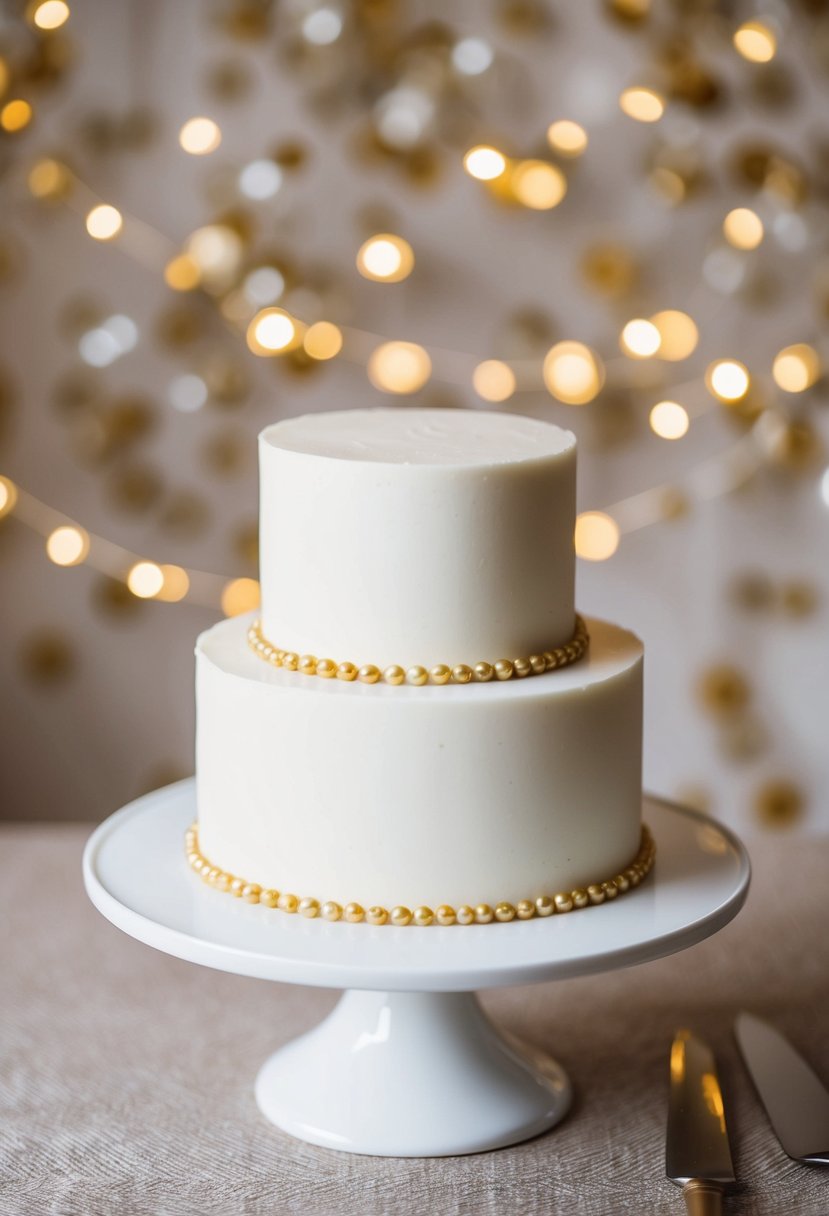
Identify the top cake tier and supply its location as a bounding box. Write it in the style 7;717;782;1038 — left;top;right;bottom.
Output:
259;407;576;671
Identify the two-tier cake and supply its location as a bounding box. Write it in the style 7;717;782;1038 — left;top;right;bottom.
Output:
187;407;653;925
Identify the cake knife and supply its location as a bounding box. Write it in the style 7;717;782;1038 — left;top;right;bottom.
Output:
735;1012;829;1166
666;1029;736;1214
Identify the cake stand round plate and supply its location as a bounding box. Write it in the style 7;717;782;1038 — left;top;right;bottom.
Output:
83;780;750;1158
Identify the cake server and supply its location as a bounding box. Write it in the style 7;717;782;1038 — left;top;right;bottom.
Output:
666;1029;736;1214
735;1012;829;1166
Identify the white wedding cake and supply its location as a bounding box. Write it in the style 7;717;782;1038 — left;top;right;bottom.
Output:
187;407;653;926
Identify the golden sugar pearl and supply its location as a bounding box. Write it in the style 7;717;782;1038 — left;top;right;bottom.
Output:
473;662;494;682
367;906;389;925
494;659;514;681
495;902;517;922
299;897;320;918
337;662;358;682
587;884;605;904
529;654;546;675
358;664;381;685
475;903;495;924
456;905;475;925
282;652;299;671
316;658;337;679
267;650;282;667
407;665;429;686
430;664;451;685
321;901;342;921
517;900;536;920
613;873;630;893
278;892;299;913
207;867;222;886
260;888;280;908
535;895;555;917
414;905;434;926
452;664;473;685
625;867;640;887
216;872;233;892
436;905;456;926
572;888;589;909
384;665;406;686
229;876;246;898
390;905;413;926
242;883;262;904
602;880;619;900
553;892;574;913
344;902;365;922
299;654;317;676
544;651;558;671
513;658;532;678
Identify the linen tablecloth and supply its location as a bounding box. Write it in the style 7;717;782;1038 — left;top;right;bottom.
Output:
2;820;827;1216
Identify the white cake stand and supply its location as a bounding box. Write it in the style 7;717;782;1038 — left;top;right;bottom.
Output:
83;780;750;1158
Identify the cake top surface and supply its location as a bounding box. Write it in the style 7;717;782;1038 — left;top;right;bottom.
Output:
260;408;575;467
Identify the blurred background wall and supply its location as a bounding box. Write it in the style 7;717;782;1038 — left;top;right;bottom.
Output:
1;0;827;832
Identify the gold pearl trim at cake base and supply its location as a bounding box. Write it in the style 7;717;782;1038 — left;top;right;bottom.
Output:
246;615;589;687
184;824;655;926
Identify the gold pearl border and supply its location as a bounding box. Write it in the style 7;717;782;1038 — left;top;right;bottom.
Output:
184;824;655;926
246;615;589;687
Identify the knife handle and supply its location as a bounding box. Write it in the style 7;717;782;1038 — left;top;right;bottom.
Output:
683;1180;724;1215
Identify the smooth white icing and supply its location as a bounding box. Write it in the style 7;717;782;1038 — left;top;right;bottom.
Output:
195;614;644;909
259;408;576;669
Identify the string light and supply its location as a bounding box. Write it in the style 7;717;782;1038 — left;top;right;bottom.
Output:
185;225;242;282
546;120;588;157
650;310;698;361
46;525;88;567
246;308;301;355
473;360;516;403
772;344;821;393
1;100;33;133
168;374;208;412
27;158;71;199
543;341;603;405
238;159;283;200
302;8;343;45
367;341;431;394
85;204;123;241
734;20;777;63
127;561;165;599
619;87;664;122
452;37;493;76
303;321;343;360
723;207;764;250
510;160;566;210
356;234;415;283
706;359;750;402
463;146;506;181
164;254;201;291
649;400;689;440
222;577;260;617
0;476;17;518
620;318;661;358
243;266;285;305
178;117;222;155
31;0;70;29
575;512;620;561
156;565;190;603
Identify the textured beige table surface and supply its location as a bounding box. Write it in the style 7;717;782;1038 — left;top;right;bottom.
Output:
2;822;828;1216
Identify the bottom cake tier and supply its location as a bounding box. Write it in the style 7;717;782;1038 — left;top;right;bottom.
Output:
194;614;646;918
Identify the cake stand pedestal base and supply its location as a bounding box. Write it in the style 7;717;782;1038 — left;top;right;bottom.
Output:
255;989;570;1156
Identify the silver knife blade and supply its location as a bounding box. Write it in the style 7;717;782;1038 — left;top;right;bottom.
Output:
735;1012;829;1165
667;1029;736;1187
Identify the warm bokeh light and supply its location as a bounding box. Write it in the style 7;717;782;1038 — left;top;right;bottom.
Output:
246;308;301;355
222;577;260;617
31;0;70;29
356;234;415;283
772;344;821;393
575;512;620;561
156;564;190;603
472;360;516;403
452;37;493;76
619;87;664;122
0;476;18;518
734;20;777;63
620;318;661;358
178;116;222;155
46;525;89;567
164;254;201;291
243;266;285;305
367;341;431;394
1;99;33;133
546;120;588;157
510;160;566;210
706;359;750;402
649;400;690;440
303;321;343;360
650;310;698;361
86;204;123;241
543;341;604;405
27;157;71;199
238;159;283;200
185;224;242;281
723;207;764;250
463;145;507;181
127;561;165;599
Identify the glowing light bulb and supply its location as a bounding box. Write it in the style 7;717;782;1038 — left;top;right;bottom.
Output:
238;159;283;200
546;120;588;157
0;476;17;518
620;318;661;358
367;342;431;394
179;117;222;155
706;359;750;402
1;100;33;133
575;512;620;561
723;207;764;250
221;577;260;617
46;525;89;567
452;37;493;76
127;561;165;599
246;308;300;355
772;344;821;393
619;87;664;123
649;400;689;440
543;341;603;405
28;158;70;199
32;1;70;29
356;234;415;283
156;565;190;603
86;204;123;241
243;266;285;305
164;254;201;291
303;321;343;360
463;146;506;181
472;360;516;403
734;20;777;63
649;310;698;361
510;160;567;210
